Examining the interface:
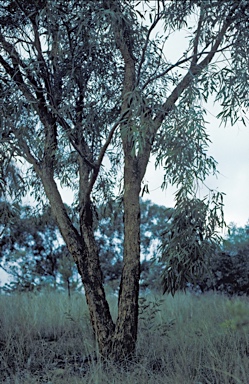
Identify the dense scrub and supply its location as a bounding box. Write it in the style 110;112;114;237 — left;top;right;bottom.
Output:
0;290;249;383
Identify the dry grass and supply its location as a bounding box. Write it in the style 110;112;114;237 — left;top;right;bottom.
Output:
0;290;249;383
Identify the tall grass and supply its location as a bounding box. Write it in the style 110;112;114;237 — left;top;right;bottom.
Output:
0;290;249;383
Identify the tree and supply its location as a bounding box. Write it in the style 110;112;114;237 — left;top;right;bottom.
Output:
0;201;71;291
198;222;249;295
0;0;248;361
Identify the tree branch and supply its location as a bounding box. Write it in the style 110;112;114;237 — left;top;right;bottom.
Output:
18;138;40;170
0;33;44;101
31;20;55;107
0;33;57;142
153;3;238;129
142;43;232;91
191;6;204;67
55;113;97;170
0;36;57;169
0;53;37;106
136;12;162;86
104;0;136;155
86;119;121;197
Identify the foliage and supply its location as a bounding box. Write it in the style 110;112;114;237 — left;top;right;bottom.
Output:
197;222;249;296
220;300;249;331
160;193;226;295
1;199;170;292
0;0;247;210
224;222;249;254
0;0;123;206
97;199;171;290
3;198;248;297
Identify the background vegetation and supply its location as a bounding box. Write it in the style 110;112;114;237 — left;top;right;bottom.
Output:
1;199;249;297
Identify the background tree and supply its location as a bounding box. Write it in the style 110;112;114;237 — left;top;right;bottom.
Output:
0;0;248;361
97;199;172;291
1;199;169;292
0;202;71;291
198;222;249;295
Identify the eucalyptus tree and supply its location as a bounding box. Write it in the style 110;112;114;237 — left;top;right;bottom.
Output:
0;0;248;361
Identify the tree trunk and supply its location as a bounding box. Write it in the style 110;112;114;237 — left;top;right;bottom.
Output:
111;152;142;360
79;199;116;358
39;167;115;357
38;155;149;361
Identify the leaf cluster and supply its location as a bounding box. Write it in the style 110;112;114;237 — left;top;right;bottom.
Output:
160;193;226;295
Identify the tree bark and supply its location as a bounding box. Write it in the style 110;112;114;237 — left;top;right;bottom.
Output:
111;152;142;359
39;166;115;358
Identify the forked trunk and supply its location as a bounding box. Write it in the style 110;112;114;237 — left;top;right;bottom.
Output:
39;160;144;361
77;155;143;361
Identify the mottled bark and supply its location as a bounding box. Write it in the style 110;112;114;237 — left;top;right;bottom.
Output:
112;154;141;359
79;199;115;357
39;166;115;357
